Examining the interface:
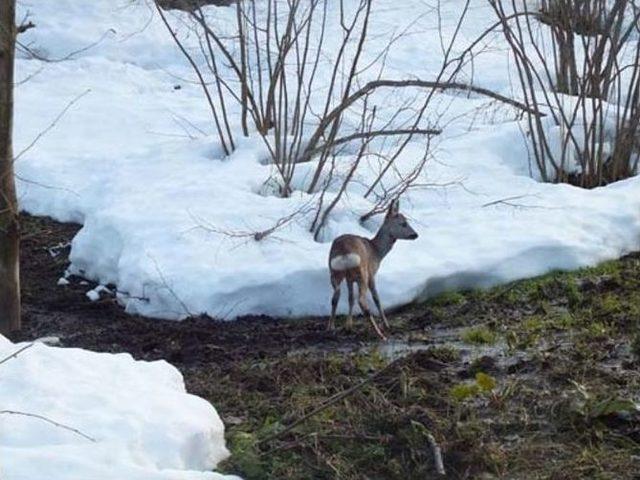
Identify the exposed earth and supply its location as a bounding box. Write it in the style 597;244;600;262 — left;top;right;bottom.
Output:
10;214;640;479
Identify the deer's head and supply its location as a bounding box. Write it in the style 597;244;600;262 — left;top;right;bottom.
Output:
383;199;418;240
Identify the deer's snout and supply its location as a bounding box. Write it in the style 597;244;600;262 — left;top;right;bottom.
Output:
409;232;418;240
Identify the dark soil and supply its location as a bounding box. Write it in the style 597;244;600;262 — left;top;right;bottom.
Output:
10;213;640;479
15;214;359;365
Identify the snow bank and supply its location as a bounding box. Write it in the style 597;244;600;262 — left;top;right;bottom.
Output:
13;0;640;320
0;336;239;480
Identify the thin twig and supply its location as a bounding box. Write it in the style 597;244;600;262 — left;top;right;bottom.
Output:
148;254;193;318
16;21;35;35
481;194;531;207
16;29;115;63
0;343;34;366
155;2;231;155
258;357;401;446
309;128;441;157
481;194;549;209
14;89;91;162
187;200;315;242
0;410;96;442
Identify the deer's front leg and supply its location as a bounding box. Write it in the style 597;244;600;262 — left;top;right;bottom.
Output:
369;279;390;330
358;281;386;340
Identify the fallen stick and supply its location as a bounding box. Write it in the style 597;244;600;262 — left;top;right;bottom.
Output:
258;357;402;446
426;431;446;476
0;343;34;366
0;410;96;442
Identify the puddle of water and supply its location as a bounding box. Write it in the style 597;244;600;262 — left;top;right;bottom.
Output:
370;339;433;359
287;324;527;369
365;337;520;368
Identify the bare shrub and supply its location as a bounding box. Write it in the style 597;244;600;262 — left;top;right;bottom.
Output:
491;0;640;187
157;0;548;245
186;0;406;197
155;0;446;199
156;0;234;11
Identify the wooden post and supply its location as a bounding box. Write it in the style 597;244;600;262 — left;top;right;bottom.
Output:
0;0;20;334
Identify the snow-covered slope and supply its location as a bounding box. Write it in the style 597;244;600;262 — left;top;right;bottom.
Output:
0;336;239;480
13;0;640;319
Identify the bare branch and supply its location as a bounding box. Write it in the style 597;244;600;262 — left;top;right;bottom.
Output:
16;21;35;35
309;128;441;157
187;200;315;242
0;342;34;366
154;2;231;155
147;254;192;318
0;410;96;442
258;357;403;446
16;29;115;63
14;89;91;162
426;430;446;476
299;78;544;165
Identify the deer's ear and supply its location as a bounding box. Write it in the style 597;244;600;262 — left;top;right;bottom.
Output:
387;198;400;217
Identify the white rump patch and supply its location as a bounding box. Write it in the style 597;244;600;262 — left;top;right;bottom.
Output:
330;253;361;271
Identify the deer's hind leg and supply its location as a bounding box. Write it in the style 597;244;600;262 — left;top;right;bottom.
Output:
346;279;356;330
328;271;344;331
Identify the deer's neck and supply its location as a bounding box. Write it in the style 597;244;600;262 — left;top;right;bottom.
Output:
371;227;396;261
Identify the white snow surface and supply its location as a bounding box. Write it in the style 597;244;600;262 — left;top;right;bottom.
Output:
14;0;640;320
0;335;239;480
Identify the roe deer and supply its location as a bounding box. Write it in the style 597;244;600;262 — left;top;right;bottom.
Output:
327;199;418;339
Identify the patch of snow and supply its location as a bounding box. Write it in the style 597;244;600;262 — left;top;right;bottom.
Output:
12;0;640;321
85;288;101;302
85;284;112;301
48;242;71;258
57;277;70;286
0;336;240;480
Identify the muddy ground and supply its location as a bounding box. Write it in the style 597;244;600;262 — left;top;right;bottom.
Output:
10;214;640;479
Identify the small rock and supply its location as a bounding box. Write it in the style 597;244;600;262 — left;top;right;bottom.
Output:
35;336;61;346
467;355;497;376
225;415;244;425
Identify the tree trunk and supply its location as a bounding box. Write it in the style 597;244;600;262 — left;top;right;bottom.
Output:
0;0;20;335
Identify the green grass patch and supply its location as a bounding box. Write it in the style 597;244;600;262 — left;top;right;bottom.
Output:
461;326;498;345
450;372;497;401
429;290;467;307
